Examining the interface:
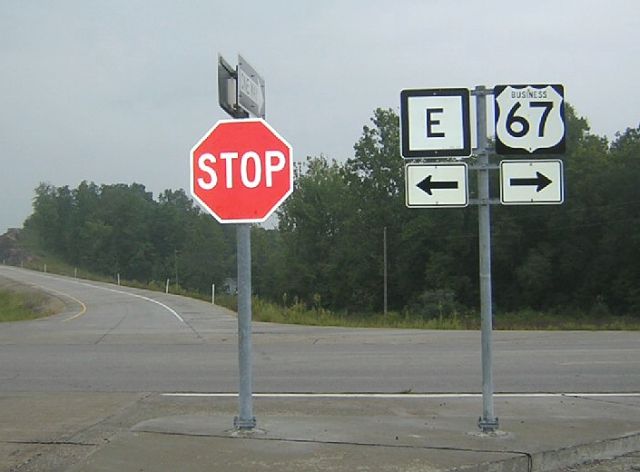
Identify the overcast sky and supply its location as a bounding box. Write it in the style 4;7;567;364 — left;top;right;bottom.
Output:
1;0;638;234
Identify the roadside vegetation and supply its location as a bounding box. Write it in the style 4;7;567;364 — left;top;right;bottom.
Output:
3;259;639;329
2;105;639;330
0;290;36;322
0;281;63;322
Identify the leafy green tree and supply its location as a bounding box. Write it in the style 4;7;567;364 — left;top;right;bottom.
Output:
598;125;640;313
69;181;101;267
25;184;74;257
151;189;197;282
178;213;231;293
91;183;155;279
343;108;406;311
277;155;356;309
24;182;236;291
251;226;286;301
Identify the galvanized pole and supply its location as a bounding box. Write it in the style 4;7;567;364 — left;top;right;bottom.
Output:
234;223;256;430
474;85;499;433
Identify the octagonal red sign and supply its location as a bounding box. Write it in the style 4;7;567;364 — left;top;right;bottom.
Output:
190;119;293;223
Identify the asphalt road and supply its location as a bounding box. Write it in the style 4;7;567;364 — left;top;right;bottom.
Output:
1;265;639;395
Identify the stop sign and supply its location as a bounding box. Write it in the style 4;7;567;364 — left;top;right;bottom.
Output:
190;119;293;223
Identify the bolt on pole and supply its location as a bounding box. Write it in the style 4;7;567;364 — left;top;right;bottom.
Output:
474;85;499;433
234;223;256;430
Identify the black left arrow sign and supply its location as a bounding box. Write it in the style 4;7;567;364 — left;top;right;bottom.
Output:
417;175;459;195
509;172;552;192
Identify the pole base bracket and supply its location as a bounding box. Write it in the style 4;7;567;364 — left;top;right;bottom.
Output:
234;416;257;430
478;416;500;433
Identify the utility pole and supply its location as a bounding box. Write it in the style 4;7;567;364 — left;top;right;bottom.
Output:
383;226;388;316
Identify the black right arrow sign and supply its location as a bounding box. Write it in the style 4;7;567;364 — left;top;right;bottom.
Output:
500;160;563;205
509;171;552;192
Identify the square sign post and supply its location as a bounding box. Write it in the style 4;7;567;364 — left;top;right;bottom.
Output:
473;86;499;433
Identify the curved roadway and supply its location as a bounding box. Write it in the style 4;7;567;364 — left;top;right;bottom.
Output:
1;266;639;394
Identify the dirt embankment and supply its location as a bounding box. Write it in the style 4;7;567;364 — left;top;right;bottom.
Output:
0;228;36;266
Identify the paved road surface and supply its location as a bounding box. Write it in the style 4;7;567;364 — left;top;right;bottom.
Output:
1;265;639;394
1;266;640;472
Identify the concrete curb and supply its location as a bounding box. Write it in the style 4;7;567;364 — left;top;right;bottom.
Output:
453;431;640;472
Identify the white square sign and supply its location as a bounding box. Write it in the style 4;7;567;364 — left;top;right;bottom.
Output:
400;88;471;158
405;163;468;208
500;160;564;205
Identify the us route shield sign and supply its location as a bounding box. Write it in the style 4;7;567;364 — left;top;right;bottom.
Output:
494;84;565;155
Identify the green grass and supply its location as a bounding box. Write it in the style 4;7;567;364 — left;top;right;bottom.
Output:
494;309;640;331
249;298;476;329
0;289;53;322
241;297;640;331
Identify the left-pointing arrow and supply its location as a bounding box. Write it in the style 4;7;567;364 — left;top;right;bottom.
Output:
509;172;552;192
417;175;459;195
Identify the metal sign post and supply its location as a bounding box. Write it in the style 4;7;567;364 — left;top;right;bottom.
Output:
473;86;499;433
234;223;256;430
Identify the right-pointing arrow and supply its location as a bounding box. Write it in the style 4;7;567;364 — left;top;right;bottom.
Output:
510;171;552;192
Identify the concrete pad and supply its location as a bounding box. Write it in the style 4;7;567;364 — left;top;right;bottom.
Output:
71;431;517;472
68;394;640;472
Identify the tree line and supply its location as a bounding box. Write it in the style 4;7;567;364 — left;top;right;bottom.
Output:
22;105;640;318
24;183;235;294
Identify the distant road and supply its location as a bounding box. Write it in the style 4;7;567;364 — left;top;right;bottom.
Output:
1;266;639;394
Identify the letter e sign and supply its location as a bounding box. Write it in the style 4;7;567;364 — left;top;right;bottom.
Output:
400;88;471;158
